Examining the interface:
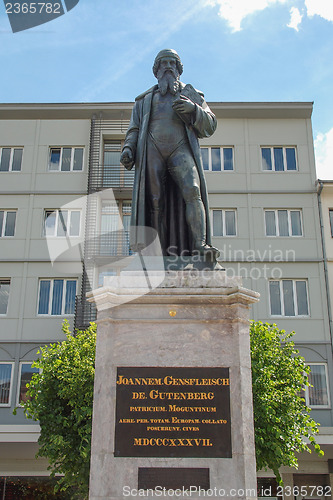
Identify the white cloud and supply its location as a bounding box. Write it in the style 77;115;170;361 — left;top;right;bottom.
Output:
287;7;303;31
205;0;288;31
314;128;333;180
305;0;333;22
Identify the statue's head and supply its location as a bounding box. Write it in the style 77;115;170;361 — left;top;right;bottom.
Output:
152;49;183;78
153;49;183;95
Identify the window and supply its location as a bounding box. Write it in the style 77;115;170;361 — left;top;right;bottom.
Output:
269;279;309;316
329;209;333;237
201;147;234;171
211;209;236;236
261;147;297;171
0;147;23;172
38;279;77;315
0;210;16;237
43;209;81;237
0;363;14;406
0;279;10;315
102;140;134;188
17;362;39;405
265;209;302;236
48;147;84;171
100;200;132;255
305;364;330;408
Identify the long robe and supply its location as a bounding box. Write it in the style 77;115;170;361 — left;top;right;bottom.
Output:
123;83;217;255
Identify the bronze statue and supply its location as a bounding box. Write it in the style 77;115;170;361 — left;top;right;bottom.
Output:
120;49;219;259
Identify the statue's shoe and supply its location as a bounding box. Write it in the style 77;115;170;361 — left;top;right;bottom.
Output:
193;244;220;259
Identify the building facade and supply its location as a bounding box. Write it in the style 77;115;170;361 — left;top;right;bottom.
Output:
0;102;332;499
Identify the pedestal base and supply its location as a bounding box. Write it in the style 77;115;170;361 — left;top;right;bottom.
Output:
88;271;259;499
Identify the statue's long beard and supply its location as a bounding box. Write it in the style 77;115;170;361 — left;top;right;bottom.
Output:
157;70;180;96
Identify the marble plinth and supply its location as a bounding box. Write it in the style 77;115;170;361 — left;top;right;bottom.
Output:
88;271;259;500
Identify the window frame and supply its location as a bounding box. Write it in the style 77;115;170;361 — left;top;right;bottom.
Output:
200;146;234;172
210;209;237;237
43;209;81;237
269;279;309;317
0;362;14;407
0;147;23;172
37;278;77;316
0;209;17;237
329;209;333;238
305;363;331;409
100;199;132;256
48;147;85;172
16;361;40;407
261;146;297;172
264;209;303;237
0;278;10;316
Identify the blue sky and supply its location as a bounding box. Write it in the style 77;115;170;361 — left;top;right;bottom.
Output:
0;0;332;178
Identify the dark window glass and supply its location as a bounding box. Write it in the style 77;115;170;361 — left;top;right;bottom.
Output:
70;211;80;236
57;211;68;237
223;148;233;170
329;210;333;237
225;211;236;235
296;281;308;315
291;211;302;236
283;280;295;316
0;280;10;315
0;364;12;404
261;148;272;170
201;148;209;171
12;148;23;171
4;212;16;236
269;281;281;315
211;148;221;171
38;281;50;314
286;148;297;170
61;148;71;171
0;211;3;235
278;210;289;236
73;148;84;170
0;148;11;171
212;210;223;236
265;211;276;236
64;280;76;314
308;365;328;406
19;364;39;404
274;147;284;171
49;149;61;171
51;280;64;315
44;211;56;236
103;142;122;186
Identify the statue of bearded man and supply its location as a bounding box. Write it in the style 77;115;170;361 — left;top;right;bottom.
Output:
120;49;219;259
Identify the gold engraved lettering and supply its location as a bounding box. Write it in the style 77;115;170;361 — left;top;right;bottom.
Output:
132;392;146;399
133;437;214;447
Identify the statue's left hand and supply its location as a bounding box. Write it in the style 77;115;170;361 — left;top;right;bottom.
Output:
172;95;196;115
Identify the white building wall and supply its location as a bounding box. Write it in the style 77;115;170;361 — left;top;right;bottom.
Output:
0;103;332;485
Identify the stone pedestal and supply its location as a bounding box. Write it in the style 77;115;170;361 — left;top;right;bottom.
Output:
88;271;259;499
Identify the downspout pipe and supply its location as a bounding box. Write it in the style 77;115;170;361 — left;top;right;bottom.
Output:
317;180;333;349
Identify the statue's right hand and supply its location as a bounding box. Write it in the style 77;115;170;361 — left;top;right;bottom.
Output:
120;148;134;170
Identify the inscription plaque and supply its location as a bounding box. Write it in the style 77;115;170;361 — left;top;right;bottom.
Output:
115;367;231;458
138;467;210;490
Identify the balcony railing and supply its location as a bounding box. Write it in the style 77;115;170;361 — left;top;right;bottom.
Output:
89;165;134;191
85;232;132;258
74;296;97;331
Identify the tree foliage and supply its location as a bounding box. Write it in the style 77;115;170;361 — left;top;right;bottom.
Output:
19;320;323;494
250;321;323;482
20;321;96;498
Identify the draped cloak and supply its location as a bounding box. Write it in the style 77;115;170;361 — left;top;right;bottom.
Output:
123;83;217;255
